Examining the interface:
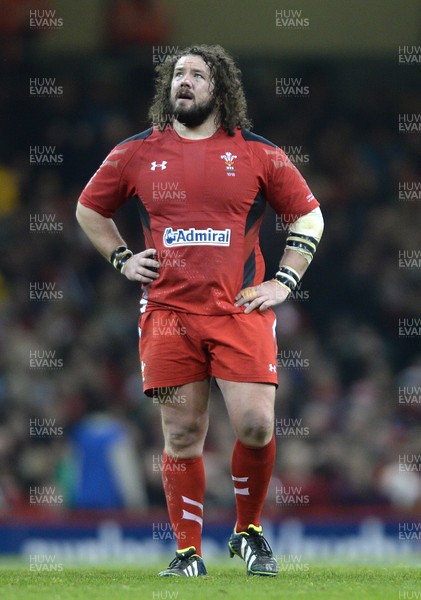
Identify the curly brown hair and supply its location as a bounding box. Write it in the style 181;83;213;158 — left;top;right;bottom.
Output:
148;44;252;136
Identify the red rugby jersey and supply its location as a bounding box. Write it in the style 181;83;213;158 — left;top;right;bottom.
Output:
79;126;319;315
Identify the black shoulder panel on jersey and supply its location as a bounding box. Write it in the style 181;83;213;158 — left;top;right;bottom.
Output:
117;127;153;146
241;129;277;148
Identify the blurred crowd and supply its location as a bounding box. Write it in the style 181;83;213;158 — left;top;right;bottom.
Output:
0;4;420;514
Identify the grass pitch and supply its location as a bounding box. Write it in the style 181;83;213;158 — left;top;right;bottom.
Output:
0;563;420;599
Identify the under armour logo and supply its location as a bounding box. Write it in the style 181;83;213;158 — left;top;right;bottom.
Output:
269;363;277;373
150;161;167;171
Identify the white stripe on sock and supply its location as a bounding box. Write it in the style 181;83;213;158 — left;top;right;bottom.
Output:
182;509;203;527
182;495;203;511
232;476;249;482
234;487;250;495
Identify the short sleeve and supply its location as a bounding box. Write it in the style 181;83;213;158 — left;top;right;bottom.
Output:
78;143;137;218
262;146;319;223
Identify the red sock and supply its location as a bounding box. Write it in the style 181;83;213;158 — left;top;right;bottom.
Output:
162;451;205;556
231;436;276;533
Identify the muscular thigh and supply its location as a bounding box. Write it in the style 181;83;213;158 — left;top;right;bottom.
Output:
159;379;210;426
216;379;275;446
159;379;211;456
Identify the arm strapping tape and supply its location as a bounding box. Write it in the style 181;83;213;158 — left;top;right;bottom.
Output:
286;207;324;263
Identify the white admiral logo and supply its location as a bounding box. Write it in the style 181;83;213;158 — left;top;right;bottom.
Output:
163;227;231;247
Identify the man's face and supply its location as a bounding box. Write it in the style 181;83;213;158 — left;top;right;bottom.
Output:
169;54;216;128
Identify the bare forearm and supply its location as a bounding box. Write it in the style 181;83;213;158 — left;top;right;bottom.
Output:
76;202;127;260
275;206;324;289
76;202;160;284
278;248;310;279
235;207;323;313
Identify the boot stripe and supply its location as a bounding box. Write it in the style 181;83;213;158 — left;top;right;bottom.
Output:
248;555;257;569
240;535;259;570
230;530;277;575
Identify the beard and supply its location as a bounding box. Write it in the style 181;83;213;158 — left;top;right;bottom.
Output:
170;93;217;128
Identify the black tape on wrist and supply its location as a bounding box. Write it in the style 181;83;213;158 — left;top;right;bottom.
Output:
110;246;133;272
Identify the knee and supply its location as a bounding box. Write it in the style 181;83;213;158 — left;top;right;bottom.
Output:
236;412;274;448
165;418;208;455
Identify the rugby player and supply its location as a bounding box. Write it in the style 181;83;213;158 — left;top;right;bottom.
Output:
76;44;324;577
